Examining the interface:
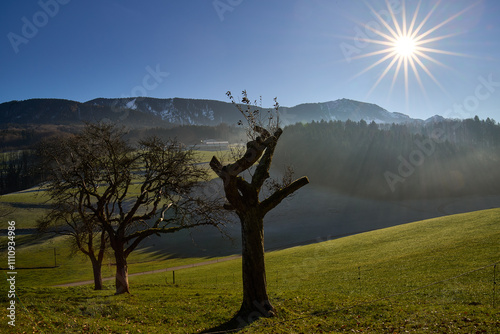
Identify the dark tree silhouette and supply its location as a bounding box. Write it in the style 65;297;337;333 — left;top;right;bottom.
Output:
210;91;309;322
38;123;226;294
38;206;108;290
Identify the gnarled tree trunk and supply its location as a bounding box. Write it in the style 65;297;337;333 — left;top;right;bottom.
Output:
238;210;274;319
90;258;103;291
114;247;130;294
211;124;309;324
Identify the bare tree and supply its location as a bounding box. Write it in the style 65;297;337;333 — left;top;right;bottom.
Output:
39;123;226;294
210;91;309;321
37;134;109;290
38;203;109;290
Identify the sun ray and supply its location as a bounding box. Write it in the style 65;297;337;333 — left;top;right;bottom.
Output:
408;55;427;99
351;51;398;80
360;23;397;44
406;0;421;38
354;38;396;48
349;47;399;61
413;50;452;70
401;0;407;38
414;32;464;45
409;0;441;40
389;57;404;97
415;47;471;57
363;1;399;41
367;55;400;98
347;0;476;111
414;2;480;43
411;55;451;98
385;0;403;40
348;16;398;45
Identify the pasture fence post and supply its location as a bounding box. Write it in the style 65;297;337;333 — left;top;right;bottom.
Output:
494;264;497;308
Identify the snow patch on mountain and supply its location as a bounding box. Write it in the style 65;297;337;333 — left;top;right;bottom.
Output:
126;99;137;110
202;104;215;121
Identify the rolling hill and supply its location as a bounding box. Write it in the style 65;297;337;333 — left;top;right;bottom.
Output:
1;208;499;333
0;97;419;128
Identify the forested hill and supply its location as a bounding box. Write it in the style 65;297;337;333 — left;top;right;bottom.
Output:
0;97;414;128
274;117;500;200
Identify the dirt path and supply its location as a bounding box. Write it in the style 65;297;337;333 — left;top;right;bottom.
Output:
53;255;242;287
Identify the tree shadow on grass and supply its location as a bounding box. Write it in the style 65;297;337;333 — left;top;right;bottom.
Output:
201;307;274;333
200;314;248;333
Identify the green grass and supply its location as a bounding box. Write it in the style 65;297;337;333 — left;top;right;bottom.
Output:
1;208;499;333
0;187;50;204
193;149;227;163
0;186;51;229
0;233;230;288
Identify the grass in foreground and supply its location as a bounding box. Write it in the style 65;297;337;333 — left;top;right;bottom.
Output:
1;208;499;333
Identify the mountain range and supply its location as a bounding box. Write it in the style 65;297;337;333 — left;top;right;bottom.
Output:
0;97;437;128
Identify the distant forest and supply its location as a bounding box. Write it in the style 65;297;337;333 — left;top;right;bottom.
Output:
274;116;500;200
2;117;500;198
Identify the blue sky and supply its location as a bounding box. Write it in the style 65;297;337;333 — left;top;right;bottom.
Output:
1;0;499;120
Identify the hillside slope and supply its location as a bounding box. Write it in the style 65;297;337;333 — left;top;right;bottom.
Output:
165;208;500;332
0;97;415;128
4;209;499;333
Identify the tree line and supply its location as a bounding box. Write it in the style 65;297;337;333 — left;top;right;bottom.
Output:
274;117;500;199
0;150;42;195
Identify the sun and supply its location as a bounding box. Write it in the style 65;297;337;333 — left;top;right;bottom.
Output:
394;36;416;57
348;0;478;111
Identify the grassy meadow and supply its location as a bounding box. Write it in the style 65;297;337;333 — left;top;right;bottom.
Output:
1;208;499;333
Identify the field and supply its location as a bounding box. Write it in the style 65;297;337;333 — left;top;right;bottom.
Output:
1;208;499;333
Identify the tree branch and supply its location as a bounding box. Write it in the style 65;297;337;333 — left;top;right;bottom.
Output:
251;128;282;190
260;176;309;215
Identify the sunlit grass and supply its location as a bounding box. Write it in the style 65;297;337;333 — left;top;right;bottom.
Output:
1;208;498;333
